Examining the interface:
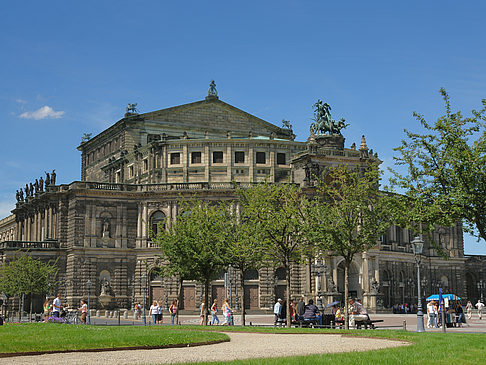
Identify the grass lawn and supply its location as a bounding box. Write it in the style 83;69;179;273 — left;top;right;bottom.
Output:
0;324;228;354
180;326;486;364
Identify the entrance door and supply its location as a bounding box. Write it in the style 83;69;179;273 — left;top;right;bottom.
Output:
211;285;225;302
181;286;195;310
244;285;259;309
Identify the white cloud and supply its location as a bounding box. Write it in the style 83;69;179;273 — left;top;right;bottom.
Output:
19;105;65;120
16;98;27;104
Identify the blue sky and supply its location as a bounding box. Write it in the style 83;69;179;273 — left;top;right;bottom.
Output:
1;1;485;253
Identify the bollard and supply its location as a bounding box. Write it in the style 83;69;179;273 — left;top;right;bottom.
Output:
96;310;100;317
133;311;138;320
117;310;121;326
123;310;128;319
105;311;109;318
403;320;407;331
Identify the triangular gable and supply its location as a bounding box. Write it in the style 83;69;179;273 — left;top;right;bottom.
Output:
141;98;290;138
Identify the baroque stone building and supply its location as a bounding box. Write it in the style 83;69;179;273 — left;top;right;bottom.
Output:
0;85;484;313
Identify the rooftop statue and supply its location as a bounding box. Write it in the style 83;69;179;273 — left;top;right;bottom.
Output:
310;99;349;135
208;80;218;97
126;103;138;114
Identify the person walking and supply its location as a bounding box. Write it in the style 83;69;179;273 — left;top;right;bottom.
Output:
475;300;485;320
200;299;207;325
273;298;283;326
157;301;163;324
222;298;233;325
466;301;473;320
426;301;434;328
210;299;220;325
43;298;50;322
169;300;178;325
52;293;62;318
456;302;465;327
150;301;159;325
78;299;88;324
296;296;305;322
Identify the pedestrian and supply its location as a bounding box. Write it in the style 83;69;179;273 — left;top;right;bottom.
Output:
426;301;434;328
290;299;296;323
456;302;465;327
78;299;88;324
150;301;159;325
200;299;207;325
43;298;50;322
475;300;484;320
52;293;62;318
210;299;220;325
466;300;473;320
296;296;305;322
157;301;163;324
169;300;177;325
433;301;439;328
273;298;282;326
222;298;233;325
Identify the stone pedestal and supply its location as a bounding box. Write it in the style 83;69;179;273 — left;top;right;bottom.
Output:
363;292;384;313
315;135;345;150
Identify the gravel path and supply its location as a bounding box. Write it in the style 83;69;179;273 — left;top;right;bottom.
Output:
0;332;408;364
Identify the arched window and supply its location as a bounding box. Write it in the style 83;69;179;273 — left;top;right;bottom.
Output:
150;211;166;237
243;269;259;281
275;267;286;281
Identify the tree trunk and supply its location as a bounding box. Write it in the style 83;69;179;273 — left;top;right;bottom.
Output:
204;279;209;326
344;261;349;330
286;264;291;328
240;269;246;326
177;277;183;325
29;293;33;322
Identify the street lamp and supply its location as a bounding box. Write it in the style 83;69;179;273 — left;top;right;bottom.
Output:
86;279;91;325
411;236;425;332
141;274;147;325
313;261;325;311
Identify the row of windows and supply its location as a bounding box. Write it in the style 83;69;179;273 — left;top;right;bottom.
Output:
86;137;122;165
169;151;287;165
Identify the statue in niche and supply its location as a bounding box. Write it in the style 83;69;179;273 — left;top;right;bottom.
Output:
102;218;110;238
100;278;111;295
327;277;337;292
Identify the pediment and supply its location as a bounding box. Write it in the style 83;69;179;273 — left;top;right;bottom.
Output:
141;98;290;138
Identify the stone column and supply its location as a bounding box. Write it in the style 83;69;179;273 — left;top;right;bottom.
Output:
182;144;188;183
136;203;143;248
248;146;254;182
204;145;210;182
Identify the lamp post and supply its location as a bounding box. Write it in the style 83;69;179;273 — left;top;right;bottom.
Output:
86;279;91;325
411;236;425;332
141;274;147;325
313;261;324;311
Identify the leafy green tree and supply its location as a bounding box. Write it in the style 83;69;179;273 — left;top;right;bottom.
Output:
308;164;394;329
0;253;58;320
391;89;486;242
238;182;309;328
225;200;265;326
153;199;230;325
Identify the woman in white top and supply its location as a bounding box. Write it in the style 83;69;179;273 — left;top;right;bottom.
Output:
150;301;159;325
466;301;473;320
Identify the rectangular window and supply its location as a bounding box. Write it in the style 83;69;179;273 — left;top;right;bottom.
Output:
170;153;180;165
276;153;286;165
191;151;202;164
129;165;134;177
256;152;266;164
234;151;245;163
213;151;223;164
143;159;148;171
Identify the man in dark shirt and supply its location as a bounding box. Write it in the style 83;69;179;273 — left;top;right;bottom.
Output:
303;299;322;325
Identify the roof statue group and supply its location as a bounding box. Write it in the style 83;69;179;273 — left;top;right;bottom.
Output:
310;99;348;135
16;170;56;203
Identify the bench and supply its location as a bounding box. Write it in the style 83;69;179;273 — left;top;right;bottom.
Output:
335;319;384;329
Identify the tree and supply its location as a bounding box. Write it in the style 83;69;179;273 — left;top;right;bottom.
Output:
238;182;309;328
308;164;394;329
391;89;486;242
0;253;58;321
153;199;230;325
225;200;265;326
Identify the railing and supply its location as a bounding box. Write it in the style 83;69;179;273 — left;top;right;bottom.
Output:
0;240;60;250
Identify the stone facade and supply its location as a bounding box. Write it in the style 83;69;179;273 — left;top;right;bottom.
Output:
0;91;483;314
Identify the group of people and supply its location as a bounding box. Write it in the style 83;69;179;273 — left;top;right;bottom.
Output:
426;299;484;328
42;293;88;324
139;300;178;325
392;303;418;314
273;297;323;326
200;298;234;326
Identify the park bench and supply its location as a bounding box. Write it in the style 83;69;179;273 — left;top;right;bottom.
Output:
334;318;384;329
